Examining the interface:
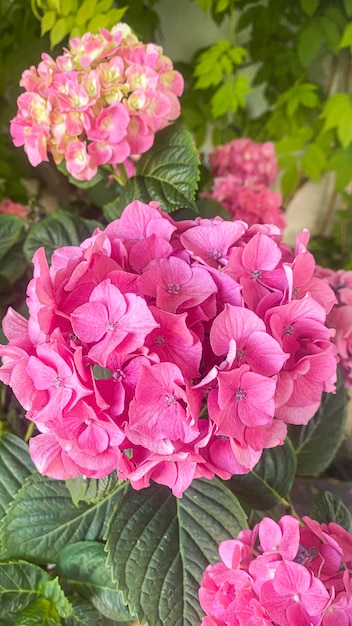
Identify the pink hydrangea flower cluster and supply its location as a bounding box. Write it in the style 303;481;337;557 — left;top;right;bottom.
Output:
207;138;286;230
10;23;184;181
315;267;352;388
0;201;338;496
199;514;352;626
0;198;29;220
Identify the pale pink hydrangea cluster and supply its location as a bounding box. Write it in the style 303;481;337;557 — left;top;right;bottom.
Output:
315;267;352;388
10;23;183;181
0;201;338;496
207;138;286;230
199;514;352;626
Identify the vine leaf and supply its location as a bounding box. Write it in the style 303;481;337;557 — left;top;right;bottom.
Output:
105;477;247;626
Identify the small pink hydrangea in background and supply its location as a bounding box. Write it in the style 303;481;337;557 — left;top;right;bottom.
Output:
199;514;352;625
315;266;352;387
0;200;338;497
10;23;184;181
207;138;286;230
0;198;29;220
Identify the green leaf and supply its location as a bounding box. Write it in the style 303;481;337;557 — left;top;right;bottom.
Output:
12;598;61;625
0;432;34;520
227;438;297;511
50;16;74;47
40;10;56;35
75;0;97;25
87;7;127;33
300;0;319;15
289;370;347;476
66;473;121;507
106;478;247;626
321;93;352;147
344;0;352;16
103;124;199;220
60;0;75;16
301;143;326;180
276;154;299;199
298;21;323;65
340;22;352;47
23;210;100;263
0;215;24;263
57;541;134;621
310;490;352;531
0;473;127;563
0;561;48;618
327;146;352;190
40;577;73;618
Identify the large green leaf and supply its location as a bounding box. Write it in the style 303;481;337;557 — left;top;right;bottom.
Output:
227;438;297;511
105;477;247;626
310;490;352;531
0;432;34;519
0;561;48;618
103;124;200;221
289;371;347;476
57;541;134;621
0;473;127;563
23;210;101;263
0;214;25;263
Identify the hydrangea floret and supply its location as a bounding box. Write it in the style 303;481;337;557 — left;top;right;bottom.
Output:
0;200;338;496
315;266;352;388
207;138;286;230
198;514;352;625
10;23;184;181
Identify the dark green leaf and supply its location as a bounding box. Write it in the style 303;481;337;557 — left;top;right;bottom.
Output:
289;370;347;476
310;490;352;531
0;561;48;618
0;432;34;520
298;22;323;65
103;124;199;220
227;438;297;511
106;478;247;626
23;210;101;263
0;473;127;563
57;541;134;621
0;215;24;263
66;473;122;507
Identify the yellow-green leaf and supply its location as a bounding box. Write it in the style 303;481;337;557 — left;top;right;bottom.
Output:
75;0;97;25
40;10;56;35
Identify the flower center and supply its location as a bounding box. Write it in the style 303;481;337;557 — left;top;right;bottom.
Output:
235;388;246;401
251;269;262;280
113;369;125;383
167;283;180;294
153;335;165;346
166;394;176;405
284;324;294;336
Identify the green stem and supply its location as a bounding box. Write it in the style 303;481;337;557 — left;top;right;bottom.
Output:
24;421;35;443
